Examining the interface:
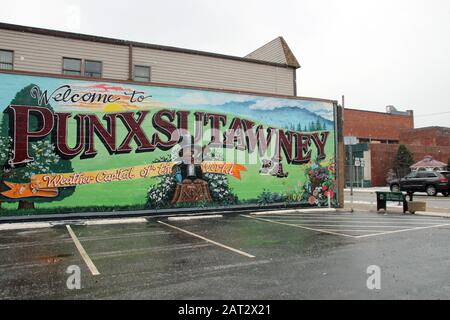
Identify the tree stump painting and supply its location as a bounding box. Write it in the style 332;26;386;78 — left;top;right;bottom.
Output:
170;136;213;205
171;179;212;204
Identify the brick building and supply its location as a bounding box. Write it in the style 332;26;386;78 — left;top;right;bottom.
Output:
344;107;414;144
400;127;450;147
344;108;450;187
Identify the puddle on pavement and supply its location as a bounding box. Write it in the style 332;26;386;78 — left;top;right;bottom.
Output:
33;253;74;265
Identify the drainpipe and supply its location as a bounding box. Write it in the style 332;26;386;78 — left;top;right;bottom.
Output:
128;43;133;81
293;69;297;96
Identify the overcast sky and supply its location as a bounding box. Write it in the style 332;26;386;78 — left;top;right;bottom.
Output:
1;0;449;128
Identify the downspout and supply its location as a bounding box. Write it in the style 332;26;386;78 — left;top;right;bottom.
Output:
128;43;133;81
293;68;297;96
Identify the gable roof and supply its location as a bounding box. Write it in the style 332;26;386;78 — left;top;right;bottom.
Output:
411;156;447;169
0;22;298;69
245;37;301;68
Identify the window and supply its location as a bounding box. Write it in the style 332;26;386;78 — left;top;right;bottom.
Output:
416;172;426;178
84;60;102;78
0;50;13;70
417;172;436;178
62;58;102;78
134;65;151;82
63;58;82;76
406;172;417;178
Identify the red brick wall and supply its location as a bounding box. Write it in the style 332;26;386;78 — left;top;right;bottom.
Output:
344;109;414;141
370;144;397;186
370;143;450;186
400;127;450;147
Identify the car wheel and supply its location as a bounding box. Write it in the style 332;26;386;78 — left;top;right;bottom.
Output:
390;184;400;192
426;185;437;196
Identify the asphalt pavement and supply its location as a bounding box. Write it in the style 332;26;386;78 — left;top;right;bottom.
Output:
344;189;450;211
1;210;450;300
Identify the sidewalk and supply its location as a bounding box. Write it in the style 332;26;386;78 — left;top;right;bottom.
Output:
344;187;433;197
345;202;450;219
344;187;390;193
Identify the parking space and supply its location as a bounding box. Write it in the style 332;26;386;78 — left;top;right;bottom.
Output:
242;211;450;238
0;226;88;299
72;221;258;279
1;211;450;299
344;190;450;211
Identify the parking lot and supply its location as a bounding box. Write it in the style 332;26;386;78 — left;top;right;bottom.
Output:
345;190;450;212
1;210;450;300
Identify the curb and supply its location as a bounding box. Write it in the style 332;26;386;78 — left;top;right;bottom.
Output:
168;215;223;222
0;217;150;231
250;208;337;216
0;222;54;231
0;202;328;224
415;211;450;219
0;207;341;230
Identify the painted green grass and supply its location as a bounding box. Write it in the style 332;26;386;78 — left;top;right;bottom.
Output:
0;109;336;211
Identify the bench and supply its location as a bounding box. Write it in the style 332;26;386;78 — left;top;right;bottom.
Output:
376;191;408;214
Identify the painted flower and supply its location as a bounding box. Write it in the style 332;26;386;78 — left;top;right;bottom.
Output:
308;196;317;205
325;190;335;199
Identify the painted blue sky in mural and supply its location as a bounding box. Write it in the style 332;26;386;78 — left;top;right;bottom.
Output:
0;73;335;131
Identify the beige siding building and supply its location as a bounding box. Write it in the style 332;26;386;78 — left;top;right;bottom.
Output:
0;23;300;96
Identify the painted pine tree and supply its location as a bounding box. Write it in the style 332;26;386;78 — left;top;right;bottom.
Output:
0;84;75;210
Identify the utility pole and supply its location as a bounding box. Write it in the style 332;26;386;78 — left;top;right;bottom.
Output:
349;146;354;212
343;95;354;213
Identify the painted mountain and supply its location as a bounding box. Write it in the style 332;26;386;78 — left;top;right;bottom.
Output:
207;101;335;131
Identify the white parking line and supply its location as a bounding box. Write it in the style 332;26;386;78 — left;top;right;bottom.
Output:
256;214;450;223
259;219;446;226
66;225;100;276
158;221;255;258
318;229;403;233
287;224;419;229
242;214;450;239
241;215;358;239
356;223;450;239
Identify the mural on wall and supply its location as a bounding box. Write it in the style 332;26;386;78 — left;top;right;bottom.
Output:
0;73;338;215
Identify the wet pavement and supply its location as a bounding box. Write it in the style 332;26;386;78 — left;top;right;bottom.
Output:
345;190;450;211
1;211;450;300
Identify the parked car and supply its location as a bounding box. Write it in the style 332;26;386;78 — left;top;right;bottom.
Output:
390;171;450;197
440;171;450;196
